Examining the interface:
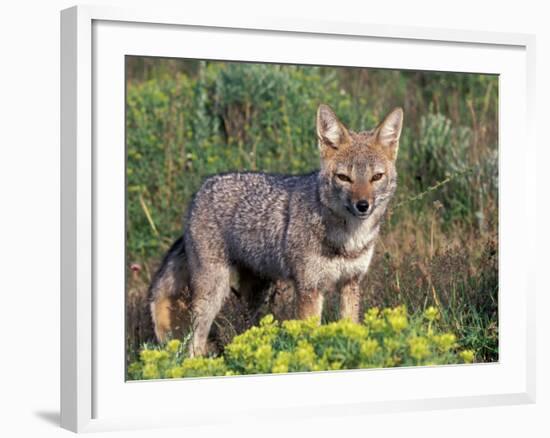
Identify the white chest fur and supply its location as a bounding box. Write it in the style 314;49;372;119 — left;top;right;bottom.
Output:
300;213;381;290
304;244;376;290
327;244;375;283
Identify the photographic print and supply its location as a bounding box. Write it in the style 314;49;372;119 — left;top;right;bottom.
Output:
125;57;498;380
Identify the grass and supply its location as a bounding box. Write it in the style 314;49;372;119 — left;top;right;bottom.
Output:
125;57;498;375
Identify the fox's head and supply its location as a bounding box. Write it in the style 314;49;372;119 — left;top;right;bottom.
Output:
316;104;403;221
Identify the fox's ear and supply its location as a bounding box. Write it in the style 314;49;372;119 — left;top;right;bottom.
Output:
375;107;403;160
316;104;350;153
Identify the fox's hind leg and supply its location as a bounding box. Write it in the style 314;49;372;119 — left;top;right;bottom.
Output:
189;264;231;357
148;237;190;343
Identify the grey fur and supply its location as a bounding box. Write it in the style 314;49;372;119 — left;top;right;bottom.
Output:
148;104;403;355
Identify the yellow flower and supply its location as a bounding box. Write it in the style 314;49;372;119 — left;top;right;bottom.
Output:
364;307;388;332
272;351;291;373
365;307;380;320
166;339;181;353
142;363;160;379
282;320;303;338
130;305;473;379
424;306;440;322
409;337;430;361
272;363;289;374
167;366;184;378
260;314;275;327
332;319;369;339
140;349;159;362
294;341;316;370
254;344;273;372
459;350;475;363
156;350;170;362
360;339;380;359
433;333;456;351
180;357;227;377
388;314;408;332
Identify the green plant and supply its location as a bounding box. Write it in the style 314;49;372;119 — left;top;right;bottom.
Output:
127;307;475;380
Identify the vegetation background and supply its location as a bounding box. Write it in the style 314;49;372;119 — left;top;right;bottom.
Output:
125;56;498;369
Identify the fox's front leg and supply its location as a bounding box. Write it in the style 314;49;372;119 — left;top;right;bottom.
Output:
297;288;324;321
339;278;361;323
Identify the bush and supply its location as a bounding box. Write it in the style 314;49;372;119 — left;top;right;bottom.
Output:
127;306;475;380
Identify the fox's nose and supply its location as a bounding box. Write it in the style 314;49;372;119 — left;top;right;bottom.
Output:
355;200;370;213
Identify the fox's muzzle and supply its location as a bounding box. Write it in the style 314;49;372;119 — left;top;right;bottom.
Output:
355;200;369;214
346;198;372;219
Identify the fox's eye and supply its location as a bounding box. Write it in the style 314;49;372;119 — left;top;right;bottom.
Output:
371;173;384;182
336;173;352;183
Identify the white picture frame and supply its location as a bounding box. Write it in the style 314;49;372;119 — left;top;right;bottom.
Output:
60;4;536;433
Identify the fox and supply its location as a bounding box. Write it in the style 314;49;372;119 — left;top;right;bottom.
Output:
148;104;403;356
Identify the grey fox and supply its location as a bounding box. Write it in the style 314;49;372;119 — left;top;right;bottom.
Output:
148;104;403;356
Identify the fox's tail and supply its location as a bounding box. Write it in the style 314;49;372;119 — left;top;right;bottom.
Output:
148;236;190;343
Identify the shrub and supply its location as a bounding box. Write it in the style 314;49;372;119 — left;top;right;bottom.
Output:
127;306;475;380
395;112;497;229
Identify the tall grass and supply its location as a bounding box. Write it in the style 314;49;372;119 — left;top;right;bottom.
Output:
126;57;498;365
